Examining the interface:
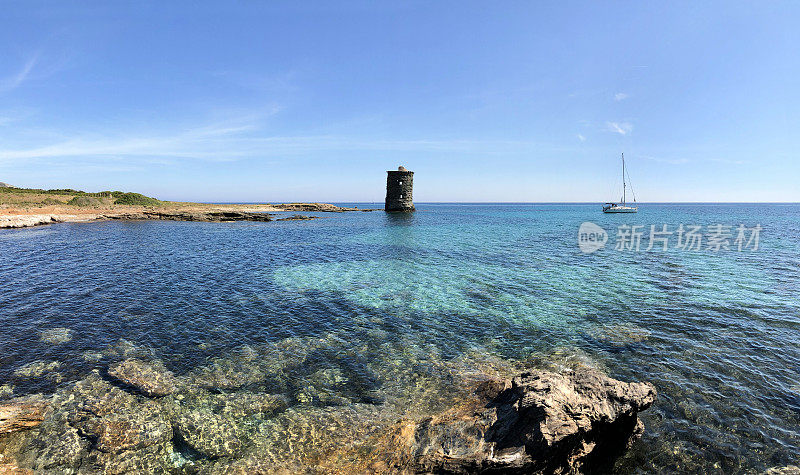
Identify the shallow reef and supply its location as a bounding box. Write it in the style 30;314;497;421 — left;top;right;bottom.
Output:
0;332;656;474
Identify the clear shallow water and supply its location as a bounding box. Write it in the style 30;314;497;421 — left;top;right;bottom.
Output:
1;203;799;472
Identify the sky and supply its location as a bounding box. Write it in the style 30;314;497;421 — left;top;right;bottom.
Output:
0;1;798;202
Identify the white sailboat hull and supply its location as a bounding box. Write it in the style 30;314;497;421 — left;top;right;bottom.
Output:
602;206;637;213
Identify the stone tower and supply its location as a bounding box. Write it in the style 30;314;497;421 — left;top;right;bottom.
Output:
385;166;414;211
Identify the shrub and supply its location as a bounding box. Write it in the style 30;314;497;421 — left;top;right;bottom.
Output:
67;196;103;207
40;198;64;205
113;192;160;206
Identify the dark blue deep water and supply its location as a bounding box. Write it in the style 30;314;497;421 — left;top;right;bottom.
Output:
1;203;799;472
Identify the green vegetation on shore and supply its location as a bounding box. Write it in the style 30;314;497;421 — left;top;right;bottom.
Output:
0;185;162;208
112;192;161;206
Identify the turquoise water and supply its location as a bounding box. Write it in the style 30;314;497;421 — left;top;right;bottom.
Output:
1;203;798;471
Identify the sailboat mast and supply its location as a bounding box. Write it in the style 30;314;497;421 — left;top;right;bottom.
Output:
622;153;626;205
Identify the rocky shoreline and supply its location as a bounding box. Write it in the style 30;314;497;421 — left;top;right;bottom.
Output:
0;203;376;229
0;356;655;474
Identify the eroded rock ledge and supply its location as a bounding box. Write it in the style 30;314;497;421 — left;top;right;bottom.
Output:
383;367;657;474
105;210;279;222
273;203;376;212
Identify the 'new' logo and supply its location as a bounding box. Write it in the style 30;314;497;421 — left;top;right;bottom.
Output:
578;222;608;254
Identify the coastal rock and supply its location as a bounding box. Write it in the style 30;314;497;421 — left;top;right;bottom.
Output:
108;358;178;397
100;210;276;223
274;203;353;212
0;214;59;228
0;461;32;474
386;367;656;474
0;396;48;436
276;214;319;221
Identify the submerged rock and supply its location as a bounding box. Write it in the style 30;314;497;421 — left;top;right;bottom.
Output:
73;400;172;454
39;327;74;344
765;466;800;475
189;360;266;391
108;358;178;397
7;373;174;473
592;323;651;346
30;426;86;471
12;360;61;379
173;408;245;458
0;385;13;398
0;346;654;474
102;339;155;360
82;350;104;362
166;388;286;459
0;396;48;435
384;367;656;474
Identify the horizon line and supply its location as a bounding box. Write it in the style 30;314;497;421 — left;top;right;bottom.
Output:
204;201;800;205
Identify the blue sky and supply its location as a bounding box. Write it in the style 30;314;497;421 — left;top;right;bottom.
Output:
0;1;797;202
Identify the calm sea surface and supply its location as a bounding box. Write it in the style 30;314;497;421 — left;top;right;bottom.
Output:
1;203;799;472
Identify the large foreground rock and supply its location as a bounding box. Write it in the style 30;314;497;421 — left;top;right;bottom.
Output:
387;367;656;474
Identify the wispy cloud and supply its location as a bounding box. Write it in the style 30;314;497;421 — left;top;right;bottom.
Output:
0;123;258;162
0;116;567;164
576;134;586;142
606;121;633;136
614;92;628;101
0;54;39;93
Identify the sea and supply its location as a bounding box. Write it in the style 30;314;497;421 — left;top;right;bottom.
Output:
1;203;798;472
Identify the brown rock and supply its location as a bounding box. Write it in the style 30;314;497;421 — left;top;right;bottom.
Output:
0;396;48;436
0;462;33;474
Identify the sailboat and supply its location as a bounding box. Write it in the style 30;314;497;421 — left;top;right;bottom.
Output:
602;153;638;213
